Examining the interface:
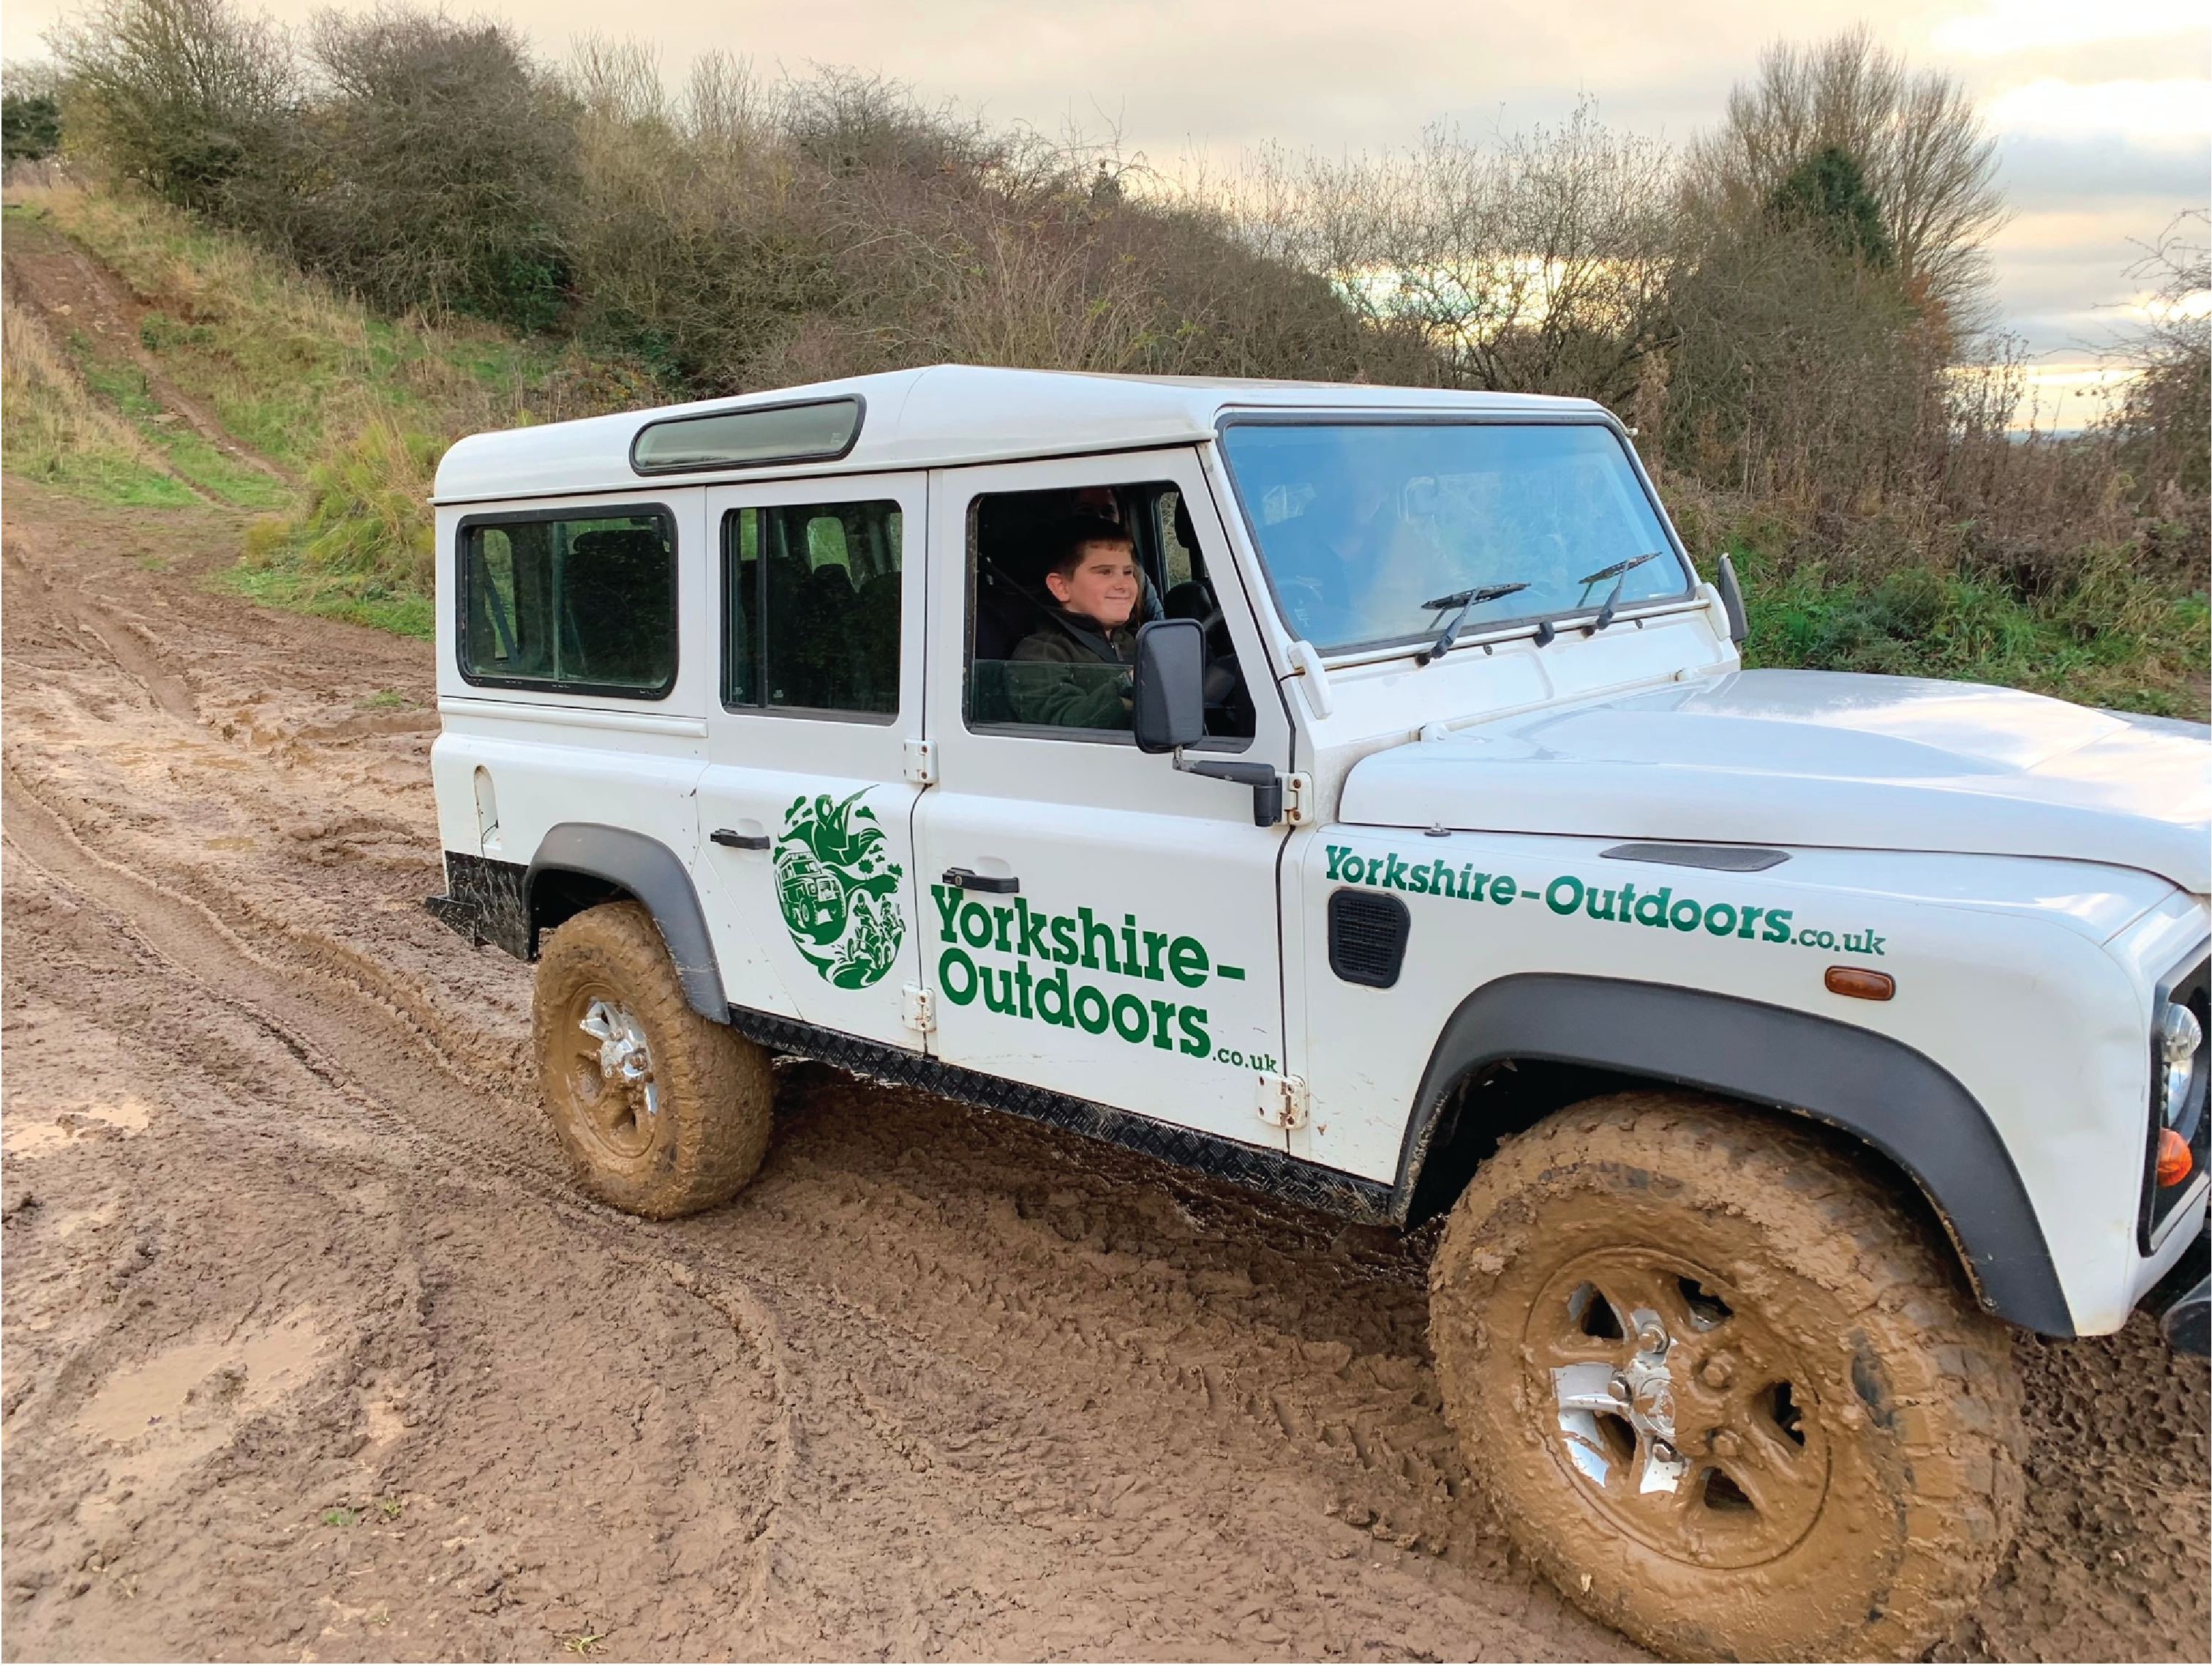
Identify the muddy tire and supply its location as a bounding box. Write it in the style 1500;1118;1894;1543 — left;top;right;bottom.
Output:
531;901;772;1218
1429;1092;2023;1662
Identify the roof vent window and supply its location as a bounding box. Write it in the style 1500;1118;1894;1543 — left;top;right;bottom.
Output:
631;396;862;475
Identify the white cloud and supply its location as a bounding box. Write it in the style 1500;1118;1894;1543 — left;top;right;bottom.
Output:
1985;78;2212;138
1933;0;2208;56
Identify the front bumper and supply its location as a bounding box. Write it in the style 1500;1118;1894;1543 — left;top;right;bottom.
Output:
2144;1219;2210;1355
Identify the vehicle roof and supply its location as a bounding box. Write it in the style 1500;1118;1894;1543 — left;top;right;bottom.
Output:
432;364;1612;504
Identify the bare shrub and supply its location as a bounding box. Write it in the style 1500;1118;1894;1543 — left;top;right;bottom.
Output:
561;42;840;388
2103;212;2211;504
1245;102;1674;401
252;6;574;331
560;53;1423;394
47;0;292;211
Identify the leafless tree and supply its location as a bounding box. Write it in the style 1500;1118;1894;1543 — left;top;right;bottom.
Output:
1683;26;2005;337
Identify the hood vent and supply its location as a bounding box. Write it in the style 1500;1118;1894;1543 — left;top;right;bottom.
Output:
1602;841;1790;873
1329;889;1411;988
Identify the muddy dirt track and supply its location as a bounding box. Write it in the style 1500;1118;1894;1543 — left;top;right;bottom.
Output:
0;477;2206;1664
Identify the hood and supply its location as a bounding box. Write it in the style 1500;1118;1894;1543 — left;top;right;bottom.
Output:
1339;669;2212;892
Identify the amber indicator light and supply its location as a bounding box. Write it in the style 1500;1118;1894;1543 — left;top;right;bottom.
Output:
2156;1127;2194;1188
1824;966;1895;1001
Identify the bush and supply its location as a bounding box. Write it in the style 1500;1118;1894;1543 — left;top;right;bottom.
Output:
245;9;574;331
48;0;291;210
3;61;63;161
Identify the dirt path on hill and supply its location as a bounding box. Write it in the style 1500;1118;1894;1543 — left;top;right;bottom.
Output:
3;209;296;489
0;479;2205;1664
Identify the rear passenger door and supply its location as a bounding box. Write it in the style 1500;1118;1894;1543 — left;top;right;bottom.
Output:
693;475;928;1050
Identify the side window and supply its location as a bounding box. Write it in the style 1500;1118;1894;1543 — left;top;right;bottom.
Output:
459;510;674;696
966;481;1253;745
722;499;902;719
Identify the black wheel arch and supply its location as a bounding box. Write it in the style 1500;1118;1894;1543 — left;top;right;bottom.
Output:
525;824;727;1022
1392;973;2074;1337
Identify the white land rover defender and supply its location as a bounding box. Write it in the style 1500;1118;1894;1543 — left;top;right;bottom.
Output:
426;367;2211;1661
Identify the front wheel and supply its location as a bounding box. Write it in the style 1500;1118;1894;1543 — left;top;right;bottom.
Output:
532;901;773;1218
1429;1093;2023;1661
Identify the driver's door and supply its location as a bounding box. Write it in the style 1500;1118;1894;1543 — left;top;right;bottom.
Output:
912;448;1295;1149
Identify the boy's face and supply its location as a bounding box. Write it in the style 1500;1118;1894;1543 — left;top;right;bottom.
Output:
1047;541;1140;629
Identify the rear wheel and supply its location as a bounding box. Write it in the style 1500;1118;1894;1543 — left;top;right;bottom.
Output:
1429;1093;2023;1661
532;901;772;1218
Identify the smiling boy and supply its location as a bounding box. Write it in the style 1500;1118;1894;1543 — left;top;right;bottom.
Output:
1006;515;1144;729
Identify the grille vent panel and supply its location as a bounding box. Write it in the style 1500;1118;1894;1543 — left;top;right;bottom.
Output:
1329;888;1411;988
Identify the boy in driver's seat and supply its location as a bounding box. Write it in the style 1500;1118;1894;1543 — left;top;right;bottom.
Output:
1006;515;1143;729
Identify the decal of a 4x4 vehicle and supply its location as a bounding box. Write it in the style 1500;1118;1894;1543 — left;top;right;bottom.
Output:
775;789;906;988
1325;843;1889;958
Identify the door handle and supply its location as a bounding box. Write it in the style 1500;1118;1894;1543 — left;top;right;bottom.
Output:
941;866;1019;895
711;828;771;850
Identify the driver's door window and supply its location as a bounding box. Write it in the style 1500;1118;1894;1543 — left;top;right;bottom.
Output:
964;478;1255;747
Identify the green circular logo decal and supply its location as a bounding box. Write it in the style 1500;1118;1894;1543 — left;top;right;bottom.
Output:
774;789;906;988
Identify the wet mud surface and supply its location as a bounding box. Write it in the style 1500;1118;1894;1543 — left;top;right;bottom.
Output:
1;479;2206;1661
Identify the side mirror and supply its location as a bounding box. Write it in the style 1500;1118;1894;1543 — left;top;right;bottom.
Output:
1716;553;1748;648
1132;617;1206;754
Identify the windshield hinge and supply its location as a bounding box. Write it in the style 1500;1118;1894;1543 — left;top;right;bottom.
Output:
1282;772;1314;827
902;738;937;786
901;983;936;1034
1257;1072;1309;1130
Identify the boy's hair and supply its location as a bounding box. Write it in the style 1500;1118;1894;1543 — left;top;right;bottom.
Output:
1045;514;1135;581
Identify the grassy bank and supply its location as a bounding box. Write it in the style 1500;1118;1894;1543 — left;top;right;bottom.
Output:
2;181;649;636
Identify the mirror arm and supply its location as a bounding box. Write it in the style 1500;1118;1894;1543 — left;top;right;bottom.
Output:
1174;751;1284;827
1716;552;1749;647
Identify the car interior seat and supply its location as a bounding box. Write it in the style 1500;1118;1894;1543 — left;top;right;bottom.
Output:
565;527;670;685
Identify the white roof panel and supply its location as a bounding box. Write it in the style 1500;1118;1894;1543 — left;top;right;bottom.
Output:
431;363;1609;504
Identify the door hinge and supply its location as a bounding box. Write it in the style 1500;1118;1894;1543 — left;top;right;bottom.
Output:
901;983;936;1034
903;738;937;786
1257;1072;1309;1130
1283;772;1314;826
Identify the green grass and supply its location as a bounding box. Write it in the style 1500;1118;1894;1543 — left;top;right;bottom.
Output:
1736;551;2210;721
69;340;290;511
0;432;202;505
213;564;435;639
8;191;609;478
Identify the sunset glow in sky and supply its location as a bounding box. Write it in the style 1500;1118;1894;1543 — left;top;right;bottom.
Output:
6;0;2203;426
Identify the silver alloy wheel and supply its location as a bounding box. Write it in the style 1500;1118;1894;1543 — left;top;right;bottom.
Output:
580;998;661;1122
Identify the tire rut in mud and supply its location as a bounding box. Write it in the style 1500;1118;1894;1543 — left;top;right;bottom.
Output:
1;479;2205;1661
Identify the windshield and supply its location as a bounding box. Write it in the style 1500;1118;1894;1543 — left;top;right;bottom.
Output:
1219;421;1690;655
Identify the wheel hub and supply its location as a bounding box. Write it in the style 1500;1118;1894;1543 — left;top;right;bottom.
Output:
1534;1252;1830;1569
579;999;660;1123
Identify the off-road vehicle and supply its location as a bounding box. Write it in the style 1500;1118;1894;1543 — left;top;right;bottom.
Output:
426;367;2211;1660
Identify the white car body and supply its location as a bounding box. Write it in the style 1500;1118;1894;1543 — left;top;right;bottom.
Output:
426;365;2212;1342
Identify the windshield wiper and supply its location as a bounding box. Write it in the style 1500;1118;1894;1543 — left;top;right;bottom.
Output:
1415;582;1531;666
1575;552;1662;635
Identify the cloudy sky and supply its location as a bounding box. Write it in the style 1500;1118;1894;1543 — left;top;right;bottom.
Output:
8;0;2205;423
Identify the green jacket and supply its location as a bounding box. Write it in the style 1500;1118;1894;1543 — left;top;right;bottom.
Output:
1007;611;1137;729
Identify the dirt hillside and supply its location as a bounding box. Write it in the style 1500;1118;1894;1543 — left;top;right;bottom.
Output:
1;227;2206;1663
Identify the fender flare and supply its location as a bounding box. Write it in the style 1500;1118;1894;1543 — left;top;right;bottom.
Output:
1393;973;2073;1337
527;824;727;1021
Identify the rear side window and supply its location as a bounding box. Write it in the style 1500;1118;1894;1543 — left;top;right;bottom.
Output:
723;499;903;719
459;509;676;697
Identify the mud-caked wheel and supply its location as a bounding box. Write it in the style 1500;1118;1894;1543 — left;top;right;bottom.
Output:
532;901;773;1218
1429;1093;2023;1662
